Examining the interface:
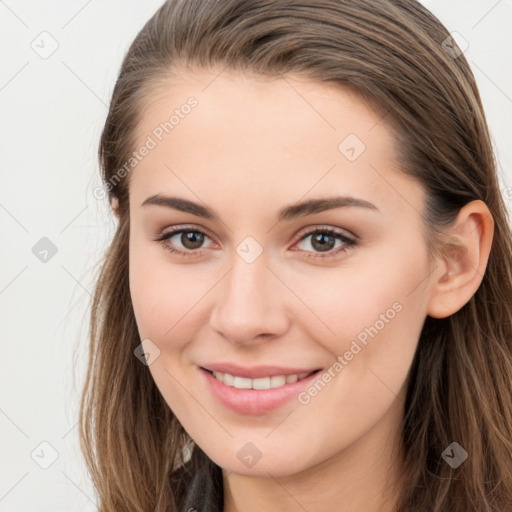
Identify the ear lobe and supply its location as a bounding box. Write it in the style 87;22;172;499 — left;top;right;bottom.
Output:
111;197;121;219
427;200;494;319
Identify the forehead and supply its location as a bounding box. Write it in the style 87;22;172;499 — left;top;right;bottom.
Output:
135;68;388;149
128;69;420;217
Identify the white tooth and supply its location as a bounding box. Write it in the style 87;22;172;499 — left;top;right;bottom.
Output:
216;372;303;390
270;375;286;388
234;376;252;389
286;374;298;384
252;377;271;390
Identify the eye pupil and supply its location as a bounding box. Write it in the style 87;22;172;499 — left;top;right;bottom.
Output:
182;230;204;249
312;232;335;252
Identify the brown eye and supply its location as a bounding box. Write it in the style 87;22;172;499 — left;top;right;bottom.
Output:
309;232;336;252
293;227;357;260
179;230;205;250
155;227;214;257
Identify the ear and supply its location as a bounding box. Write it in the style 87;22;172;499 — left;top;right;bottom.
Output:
427;200;494;319
111;197;121;219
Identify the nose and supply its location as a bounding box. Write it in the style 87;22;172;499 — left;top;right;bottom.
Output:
209;249;290;346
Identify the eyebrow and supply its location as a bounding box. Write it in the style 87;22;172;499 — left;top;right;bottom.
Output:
141;194;379;221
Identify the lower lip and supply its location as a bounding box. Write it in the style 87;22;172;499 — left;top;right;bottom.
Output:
199;367;321;415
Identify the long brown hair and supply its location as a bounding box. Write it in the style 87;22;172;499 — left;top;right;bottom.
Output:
79;1;512;510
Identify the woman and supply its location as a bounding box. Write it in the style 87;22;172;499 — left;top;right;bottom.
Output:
79;0;512;510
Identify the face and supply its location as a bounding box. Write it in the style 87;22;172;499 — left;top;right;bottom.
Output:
128;69;435;478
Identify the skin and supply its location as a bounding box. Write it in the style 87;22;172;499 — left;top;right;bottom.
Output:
115;69;494;512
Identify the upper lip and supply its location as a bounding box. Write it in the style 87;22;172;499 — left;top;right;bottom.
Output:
200;363;322;379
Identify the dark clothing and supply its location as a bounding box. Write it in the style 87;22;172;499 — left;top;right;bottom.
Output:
170;445;224;512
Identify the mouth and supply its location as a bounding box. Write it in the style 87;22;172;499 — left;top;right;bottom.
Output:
202;368;321;390
199;366;324;415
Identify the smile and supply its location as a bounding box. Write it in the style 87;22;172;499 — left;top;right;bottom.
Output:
199;364;324;414
210;370;315;390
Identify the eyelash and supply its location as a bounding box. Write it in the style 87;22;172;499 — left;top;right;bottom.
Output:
154;225;357;260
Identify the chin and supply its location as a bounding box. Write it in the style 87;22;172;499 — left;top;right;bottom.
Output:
204;441;317;478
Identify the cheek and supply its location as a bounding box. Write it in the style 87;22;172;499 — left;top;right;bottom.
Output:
317;271;425;351
294;242;430;379
129;252;207;414
129;240;214;349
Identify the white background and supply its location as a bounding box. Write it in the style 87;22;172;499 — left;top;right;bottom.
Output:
1;1;511;510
